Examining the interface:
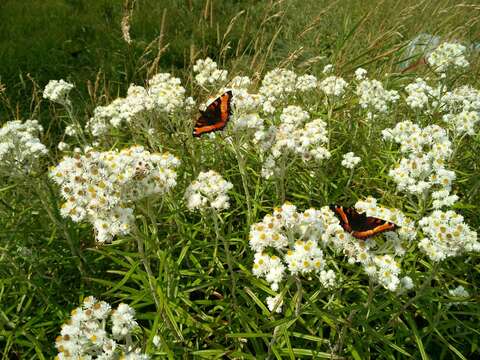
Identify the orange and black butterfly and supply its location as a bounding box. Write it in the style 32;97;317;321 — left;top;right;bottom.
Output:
193;90;233;137
330;205;398;240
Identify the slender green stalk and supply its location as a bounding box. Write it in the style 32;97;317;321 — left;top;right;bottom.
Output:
232;138;253;225
211;209;238;306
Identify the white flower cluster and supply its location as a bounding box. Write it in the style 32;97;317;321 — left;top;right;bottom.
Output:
440;85;480;136
0;119;48;175
50;146;179;243
193;57;228;87
441;85;480;113
448;285;470;299
427;42;469;73
55;296;148;360
382;121;457;207
404;78;434;110
184;170;233;212
43;79;74;106
249;203;336;291
259;68;297;112
259;106;330;178
249;200;413;293
354;68;368;81
443;111;479;136
355;197;417;248
230;76;251;89
418;210;479;262
341;152;361;169
319;76;348;97
266;295;283;313
228;87;265;132
330;197;415;291
87;73;187;137
296;74;318;92
356;78;399;117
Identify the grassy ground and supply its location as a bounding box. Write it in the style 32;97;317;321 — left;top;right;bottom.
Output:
1;0;480;358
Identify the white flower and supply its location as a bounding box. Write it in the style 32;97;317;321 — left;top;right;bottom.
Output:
341;152;361;169
427;42;469;73
185;170;233;212
230;76;251;89
405;78;433;110
249;203;336;291
319;269;337;288
319;76;348;97
322;64;334;74
55;298;147;359
296;74;318;92
419;210;479;261
259;68;297;106
50;146;180;243
356;78;399;114
448;285;469;298
442;110;479;136
87;73;187;137
43;79;74;105
260;106;330;178
354;68;367;80
193;57;228;86
266;295;283;313
383;121;456;201
111;303;138;339
0;119;48;176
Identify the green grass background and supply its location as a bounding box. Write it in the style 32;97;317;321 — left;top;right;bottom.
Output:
1;0;480;359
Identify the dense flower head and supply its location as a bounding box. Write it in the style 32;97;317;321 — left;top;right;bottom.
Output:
249;203;336;291
341;152;361;169
296;74;318;92
111;303;138;339
354;197;417;246
230;76;251;89
193;57;228;86
442;110;479;136
50;145;180;243
249;200;415;293
55;297;147;360
184;170;233;211
87;73;187;137
43;79;74;105
356;78;399;116
259;68;297;111
441;85;480;113
147;73;187;113
260;106;330;178
449;285;470;299
427;42;469;73
319;76;348;97
266;295;283;313
405;78;434;110
0;119;48;175
418;210;479;261
382;121;456;200
354;68;368;81
332;198;415;291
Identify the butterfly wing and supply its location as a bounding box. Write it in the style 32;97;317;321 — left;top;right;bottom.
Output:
330;205;353;233
193;91;232;137
351;216;398;239
331;205;398;239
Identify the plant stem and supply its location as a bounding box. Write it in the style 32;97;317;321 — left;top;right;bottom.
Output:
232;138;252;226
212;210;238;307
135;232;160;308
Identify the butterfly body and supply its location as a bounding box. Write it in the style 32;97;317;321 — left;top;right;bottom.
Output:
330;205;398;239
193;91;233;137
